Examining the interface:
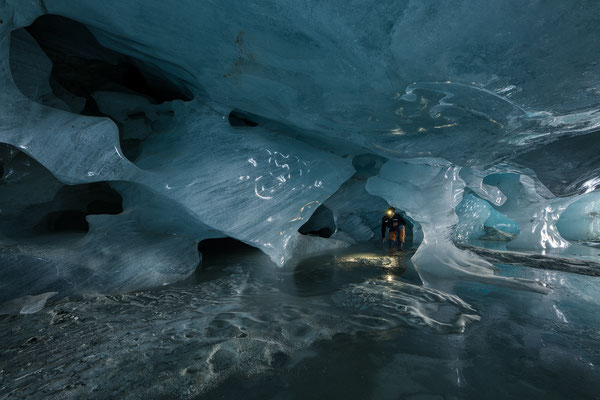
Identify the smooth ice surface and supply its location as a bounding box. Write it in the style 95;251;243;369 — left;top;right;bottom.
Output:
131;100;355;265
455;193;519;242
556;191;600;242
482;173;578;252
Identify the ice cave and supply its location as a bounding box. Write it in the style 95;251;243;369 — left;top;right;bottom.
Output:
1;1;599;399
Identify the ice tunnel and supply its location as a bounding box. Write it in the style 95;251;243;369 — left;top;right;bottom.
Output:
1;1;600;398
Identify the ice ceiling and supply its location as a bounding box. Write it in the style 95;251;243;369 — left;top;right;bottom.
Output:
1;0;600;303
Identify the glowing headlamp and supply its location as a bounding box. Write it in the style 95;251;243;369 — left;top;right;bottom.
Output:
387;209;393;216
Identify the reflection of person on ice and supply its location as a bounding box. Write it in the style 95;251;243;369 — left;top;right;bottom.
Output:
381;207;406;253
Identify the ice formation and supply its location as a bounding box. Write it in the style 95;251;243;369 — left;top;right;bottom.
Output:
556;192;600;242
454;193;519;242
2;0;600;303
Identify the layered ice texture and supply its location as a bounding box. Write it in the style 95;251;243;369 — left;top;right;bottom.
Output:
1;0;600;303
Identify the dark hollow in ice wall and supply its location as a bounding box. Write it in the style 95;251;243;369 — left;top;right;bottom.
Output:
25;15;192;105
298;205;336;238
228;110;260;128
12;15;193;167
0;144;123;239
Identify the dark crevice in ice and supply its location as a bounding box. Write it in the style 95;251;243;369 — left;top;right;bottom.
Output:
120;138;145;163
25;15;192;105
8;15;195;168
228;110;259;127
298;204;336;238
17;15;195;166
30;182;123;236
351;153;387;180
195;238;263;280
197;237;258;259
0;145;123;238
39;210;89;233
80;96;104;117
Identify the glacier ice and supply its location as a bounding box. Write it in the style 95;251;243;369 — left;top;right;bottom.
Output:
0;210;200;303
366;159;548;293
556;192;600;242
482;172;574;252
3;3;600;399
0;291;57;315
9;29;68;111
1;0;600;304
455;192;519;242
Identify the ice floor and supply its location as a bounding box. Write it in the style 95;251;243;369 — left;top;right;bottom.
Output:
1;244;599;400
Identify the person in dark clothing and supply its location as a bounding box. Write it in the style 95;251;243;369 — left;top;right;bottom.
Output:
381;207;406;252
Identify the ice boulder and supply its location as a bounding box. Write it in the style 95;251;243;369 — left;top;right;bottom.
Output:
556;192;600;243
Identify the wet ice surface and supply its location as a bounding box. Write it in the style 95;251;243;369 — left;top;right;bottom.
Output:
457;243;600;277
1;245;599;400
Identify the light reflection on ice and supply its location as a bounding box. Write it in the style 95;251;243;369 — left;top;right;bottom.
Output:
553;304;568;323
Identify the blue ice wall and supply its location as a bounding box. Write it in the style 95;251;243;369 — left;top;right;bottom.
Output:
455;193;519;242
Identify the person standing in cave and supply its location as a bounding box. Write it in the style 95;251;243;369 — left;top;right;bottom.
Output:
381;207;406;253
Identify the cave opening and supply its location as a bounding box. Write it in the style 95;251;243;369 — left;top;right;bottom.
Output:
8;15;193;166
0;144;123;239
298;204;336;238
195;237;264;281
33;182;123;235
24;14;192;105
197;237;258;259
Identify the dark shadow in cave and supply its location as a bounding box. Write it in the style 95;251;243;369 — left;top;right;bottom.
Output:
120;138;145;163
197;237;257;259
228;110;259;127
0;144;123;238
25;14;192;105
352;153;387;180
32;182;123;235
10;15;193;166
298;204;336;238
195;237;264;282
